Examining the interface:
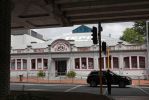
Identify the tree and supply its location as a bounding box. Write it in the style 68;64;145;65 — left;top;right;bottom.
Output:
133;21;146;35
120;21;146;44
120;28;144;44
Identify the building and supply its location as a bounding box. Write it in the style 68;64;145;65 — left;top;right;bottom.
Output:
10;25;148;79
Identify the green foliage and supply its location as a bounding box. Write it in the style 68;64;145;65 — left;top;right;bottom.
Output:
121;28;144;44
66;71;76;78
133;21;146;35
121;21;146;44
37;70;45;78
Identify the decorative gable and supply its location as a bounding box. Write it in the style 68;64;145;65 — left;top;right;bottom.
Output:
51;39;70;52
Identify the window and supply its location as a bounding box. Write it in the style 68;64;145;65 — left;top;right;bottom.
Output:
37;58;42;69
139;56;145;68
88;58;94;69
131;56;137;68
75;58;80;69
31;59;36;69
23;59;27;70
113;57;119;69
98;57;104;69
124;57;129;68
10;59;15;70
81;57;87;69
43;59;48;69
17;59;21;70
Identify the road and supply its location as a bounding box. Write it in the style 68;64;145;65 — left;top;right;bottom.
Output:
10;83;149;96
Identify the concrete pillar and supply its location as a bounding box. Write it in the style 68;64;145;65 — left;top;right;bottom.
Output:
137;56;139;69
94;56;98;70
119;55;123;75
129;56;132;69
0;0;11;98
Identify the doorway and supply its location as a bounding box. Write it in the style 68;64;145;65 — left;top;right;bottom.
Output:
55;60;67;75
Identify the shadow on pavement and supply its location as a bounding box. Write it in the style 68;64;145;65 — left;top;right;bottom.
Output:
9;90;114;100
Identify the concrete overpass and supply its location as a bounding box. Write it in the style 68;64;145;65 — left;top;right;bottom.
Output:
0;0;149;99
11;0;149;29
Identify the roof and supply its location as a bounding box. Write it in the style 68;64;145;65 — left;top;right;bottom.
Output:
72;25;92;33
11;34;45;49
11;25;131;49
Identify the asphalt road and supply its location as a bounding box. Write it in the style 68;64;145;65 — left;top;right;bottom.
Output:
10;83;149;96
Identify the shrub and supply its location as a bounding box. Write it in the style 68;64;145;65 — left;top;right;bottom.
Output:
66;71;76;78
37;70;45;78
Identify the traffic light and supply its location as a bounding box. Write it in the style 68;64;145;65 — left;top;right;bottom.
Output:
91;26;98;44
102;41;106;55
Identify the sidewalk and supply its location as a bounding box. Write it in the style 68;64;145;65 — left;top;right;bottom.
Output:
10;77;149;86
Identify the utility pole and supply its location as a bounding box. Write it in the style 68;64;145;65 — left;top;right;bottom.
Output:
91;23;103;95
98;22;103;95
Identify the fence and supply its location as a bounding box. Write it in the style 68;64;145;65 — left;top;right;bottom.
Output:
10;72;87;84
10;72;149;86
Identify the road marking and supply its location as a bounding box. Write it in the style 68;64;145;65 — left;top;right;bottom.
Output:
136;86;149;95
11;83;72;87
65;85;82;92
26;89;48;91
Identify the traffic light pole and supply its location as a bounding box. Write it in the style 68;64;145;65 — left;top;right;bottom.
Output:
98;22;103;95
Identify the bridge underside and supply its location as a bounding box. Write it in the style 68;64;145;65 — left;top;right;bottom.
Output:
12;0;149;29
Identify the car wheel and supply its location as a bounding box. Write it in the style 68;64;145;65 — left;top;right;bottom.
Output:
119;81;126;88
90;80;97;87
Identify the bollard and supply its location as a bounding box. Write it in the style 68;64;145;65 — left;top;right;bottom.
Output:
19;75;23;82
138;76;140;86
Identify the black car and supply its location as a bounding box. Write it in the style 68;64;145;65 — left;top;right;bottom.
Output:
87;70;132;88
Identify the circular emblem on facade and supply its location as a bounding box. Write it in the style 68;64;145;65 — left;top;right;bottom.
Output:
51;39;70;52
56;43;67;51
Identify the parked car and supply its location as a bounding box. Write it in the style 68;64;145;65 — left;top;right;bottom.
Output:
87;70;132;88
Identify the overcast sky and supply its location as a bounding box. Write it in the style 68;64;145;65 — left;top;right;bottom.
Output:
33;22;134;40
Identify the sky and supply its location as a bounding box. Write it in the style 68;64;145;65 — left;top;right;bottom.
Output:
33;22;134;40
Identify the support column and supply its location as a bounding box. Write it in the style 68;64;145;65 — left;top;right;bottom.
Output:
137;56;139;69
119;55;123;75
0;0;11;98
129;56;132;69
146;21;149;79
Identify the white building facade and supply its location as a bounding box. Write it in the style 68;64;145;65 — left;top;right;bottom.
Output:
10;25;148;79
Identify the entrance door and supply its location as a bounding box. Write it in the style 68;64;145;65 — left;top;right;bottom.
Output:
55;60;67;75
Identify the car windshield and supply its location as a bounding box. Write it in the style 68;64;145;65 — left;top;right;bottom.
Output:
109;71;117;76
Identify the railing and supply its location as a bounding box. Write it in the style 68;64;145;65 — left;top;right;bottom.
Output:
110;45;147;51
10;72;87;84
11;45;147;54
10;72;149;86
